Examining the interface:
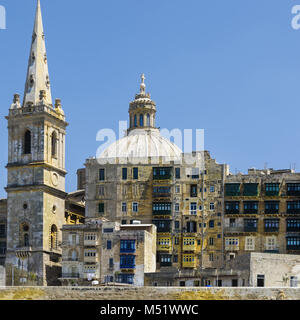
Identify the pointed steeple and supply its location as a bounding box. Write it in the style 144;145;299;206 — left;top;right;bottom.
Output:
23;0;52;107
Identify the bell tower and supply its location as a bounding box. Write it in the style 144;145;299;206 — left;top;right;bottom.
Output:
5;0;68;285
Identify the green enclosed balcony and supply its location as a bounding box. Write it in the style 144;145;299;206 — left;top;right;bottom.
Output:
265;183;280;196
243;183;259;196
225;184;241;197
153;167;172;180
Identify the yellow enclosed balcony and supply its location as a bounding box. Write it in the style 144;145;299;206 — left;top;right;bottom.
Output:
183;237;196;252
157;237;172;252
182;254;196;268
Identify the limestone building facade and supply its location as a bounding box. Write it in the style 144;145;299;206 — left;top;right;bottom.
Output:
224;169;300;261
60;220;156;286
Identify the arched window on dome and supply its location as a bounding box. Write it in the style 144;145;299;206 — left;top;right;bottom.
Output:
139;114;144;127
147;113;150;127
134;115;137;127
24;130;31;154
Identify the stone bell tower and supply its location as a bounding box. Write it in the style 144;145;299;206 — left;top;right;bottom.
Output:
5;0;68;286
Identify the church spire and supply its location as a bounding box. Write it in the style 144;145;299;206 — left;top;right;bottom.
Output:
23;0;52;107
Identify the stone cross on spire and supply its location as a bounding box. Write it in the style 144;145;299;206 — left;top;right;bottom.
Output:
23;0;52;107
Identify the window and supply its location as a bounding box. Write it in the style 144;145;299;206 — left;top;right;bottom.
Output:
121;220;127;225
209;220;214;228
265;201;279;214
132;202;138;213
265;236;277;251
209;237;214;246
190;185;197;197
243;201;258;214
209;253;214;261
153;202;172;214
99;169;105;181
257;275;265;287
120;255;136;268
139;114;144;127
209;203;215;211
225;201;239;214
245;237;255;251
175;221;180;229
265;183;280;196
287;201;300;213
225;183;240;196
50;225;58;250
190;202;197;215
210;186;215;193
133;168;139;180
225;238;239;250
186;221;197;233
24;130;31;154
0;224;5;237
134;115;137;127
122;202;127;213
147;113;150;126
109;258;114;268
174;203;180;212
287;237;300;250
153;167;172;180
118;273;134;284
287;183;300;196
175;168;181;179
174;237;179;245
0;242;6;255
244;219;258;232
120;240;136;253
173;255;178;263
243;183;258;196
103;228;114;233
175;185;180;193
264;219;279;232
107;240;112;250
122;168;127;180
98;203;104;214
51;131;57;157
287;219;300;232
99;185;105;196
189;168;199;179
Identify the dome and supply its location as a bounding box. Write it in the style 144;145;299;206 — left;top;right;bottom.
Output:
97;128;182;164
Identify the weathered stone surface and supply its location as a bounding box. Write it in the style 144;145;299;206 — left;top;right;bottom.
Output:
0;286;300;300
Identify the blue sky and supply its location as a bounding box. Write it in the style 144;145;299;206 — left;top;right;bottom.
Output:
0;0;300;197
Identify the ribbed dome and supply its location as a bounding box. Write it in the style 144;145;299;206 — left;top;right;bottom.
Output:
97;129;182;164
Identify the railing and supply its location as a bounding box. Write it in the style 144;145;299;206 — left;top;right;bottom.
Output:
152;210;172;215
120;248;136;254
62;258;79;262
244;226;258;232
0;248;6;255
224;226;243;233
243;209;258;214
264;228;279;233
61;273;80;279
287;209;300;214
160;261;172;267
120;264;136;269
152;193;171;198
265;209;279;214
225;209;240;214
286;228;300;232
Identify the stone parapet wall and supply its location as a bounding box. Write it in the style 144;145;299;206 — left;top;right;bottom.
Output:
0;286;299;300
